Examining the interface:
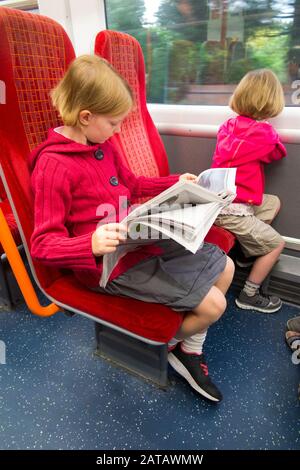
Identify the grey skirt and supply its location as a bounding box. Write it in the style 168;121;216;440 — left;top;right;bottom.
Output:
96;240;227;312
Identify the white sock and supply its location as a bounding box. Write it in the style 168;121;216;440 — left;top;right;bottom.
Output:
243;279;260;297
182;331;207;355
168;336;181;350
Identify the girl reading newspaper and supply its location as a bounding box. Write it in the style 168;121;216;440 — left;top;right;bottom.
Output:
30;55;234;402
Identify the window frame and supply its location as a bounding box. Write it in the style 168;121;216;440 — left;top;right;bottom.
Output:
148;103;300;144
101;0;300;143
36;0;300;144
35;0;300;143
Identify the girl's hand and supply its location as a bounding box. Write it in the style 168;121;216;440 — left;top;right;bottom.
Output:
92;223;128;256
179;173;198;183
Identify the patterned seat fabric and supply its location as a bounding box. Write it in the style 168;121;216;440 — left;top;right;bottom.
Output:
0;8;67;256
95;30;169;205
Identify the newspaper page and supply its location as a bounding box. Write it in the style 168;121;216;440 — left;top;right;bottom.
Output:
100;168;236;287
196;167;236;195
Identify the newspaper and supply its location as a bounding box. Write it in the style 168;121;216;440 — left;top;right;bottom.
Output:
100;167;236;287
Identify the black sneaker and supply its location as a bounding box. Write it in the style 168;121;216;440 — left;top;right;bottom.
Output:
168;344;223;402
235;290;282;313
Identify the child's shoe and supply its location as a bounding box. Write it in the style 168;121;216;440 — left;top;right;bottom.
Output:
285;330;300;352
235;290;282;313
286;315;300;333
168;344;223;402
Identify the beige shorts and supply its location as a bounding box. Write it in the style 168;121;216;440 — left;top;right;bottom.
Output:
214;194;284;257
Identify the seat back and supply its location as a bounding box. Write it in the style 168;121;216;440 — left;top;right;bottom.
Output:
0;7;75;287
95;30;169;185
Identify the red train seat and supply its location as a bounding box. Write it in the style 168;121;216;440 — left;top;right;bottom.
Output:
0;9;234;385
0;8;181;345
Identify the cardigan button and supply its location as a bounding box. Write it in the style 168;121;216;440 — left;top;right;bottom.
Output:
94;149;104;160
109;176;119;186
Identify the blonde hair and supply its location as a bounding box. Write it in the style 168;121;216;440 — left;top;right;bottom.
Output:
229;69;285;120
51;55;133;126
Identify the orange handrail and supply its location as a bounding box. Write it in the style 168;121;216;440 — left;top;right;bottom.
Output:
0;208;60;317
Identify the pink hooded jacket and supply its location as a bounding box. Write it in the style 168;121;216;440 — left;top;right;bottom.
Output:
212;115;286;205
29;128;179;288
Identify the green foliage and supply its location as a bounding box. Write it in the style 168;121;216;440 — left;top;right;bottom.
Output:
105;0;297;101
105;0;147;53
225;59;253;83
166;39;199;102
168;40;198;83
105;0;145;31
146;28;177;103
246;28;289;82
200;45;227;84
156;0;208;42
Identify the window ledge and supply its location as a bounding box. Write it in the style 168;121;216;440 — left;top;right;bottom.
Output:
148;104;300;144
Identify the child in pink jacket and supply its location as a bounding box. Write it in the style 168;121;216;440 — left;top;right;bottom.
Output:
212;69;286;313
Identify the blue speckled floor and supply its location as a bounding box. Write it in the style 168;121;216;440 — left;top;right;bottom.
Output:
0;291;299;450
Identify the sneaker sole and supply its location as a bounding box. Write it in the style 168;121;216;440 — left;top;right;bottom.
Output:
168;353;221;402
235;298;282;313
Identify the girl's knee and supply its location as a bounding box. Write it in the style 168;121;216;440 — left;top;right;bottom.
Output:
212;296;227;322
225;256;235;278
206;291;227;323
218;256;235;287
267;238;285;257
193;287;227;323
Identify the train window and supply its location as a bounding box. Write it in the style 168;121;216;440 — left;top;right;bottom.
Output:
0;0;38;13
105;0;300;106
